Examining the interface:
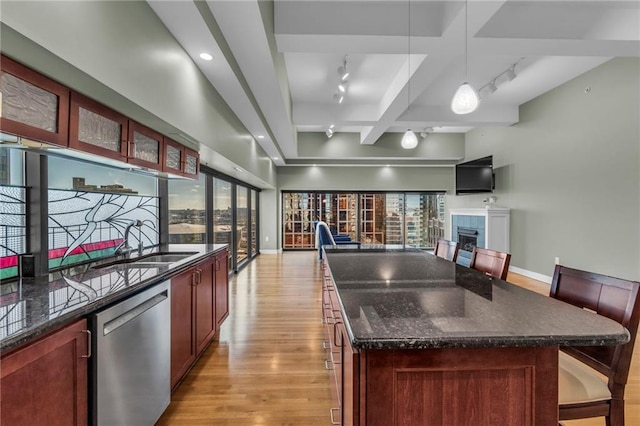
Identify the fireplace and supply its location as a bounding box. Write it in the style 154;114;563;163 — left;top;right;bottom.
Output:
457;227;478;253
450;208;511;267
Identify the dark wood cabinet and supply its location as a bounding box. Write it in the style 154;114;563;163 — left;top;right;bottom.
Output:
171;251;229;390
0;54;70;147
163;138;200;179
69;91;128;161
127;120;164;171
162;137;184;175
195;257;216;356
322;258;559;426
170;268;197;390
214;249;229;327
0;319;89;426
183;147;200;179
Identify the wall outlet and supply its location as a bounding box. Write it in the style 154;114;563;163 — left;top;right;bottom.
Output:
265;236;269;242
554;257;560;265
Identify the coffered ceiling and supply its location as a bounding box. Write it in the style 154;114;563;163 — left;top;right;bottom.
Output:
148;0;640;166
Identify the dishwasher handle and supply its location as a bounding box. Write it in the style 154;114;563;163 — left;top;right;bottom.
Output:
103;290;169;336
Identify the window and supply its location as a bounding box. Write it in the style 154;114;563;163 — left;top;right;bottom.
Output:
236;186;248;264
168;174;206;244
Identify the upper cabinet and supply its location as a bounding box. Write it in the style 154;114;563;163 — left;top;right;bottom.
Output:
163;137;184;175
184;148;200;179
0;55;70;147
4;58;200;178
163;138;199;178
127;121;163;170
69;92;128;161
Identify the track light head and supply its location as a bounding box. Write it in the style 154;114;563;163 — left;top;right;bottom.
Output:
326;128;334;138
503;65;517;82
333;93;344;104
337;65;350;82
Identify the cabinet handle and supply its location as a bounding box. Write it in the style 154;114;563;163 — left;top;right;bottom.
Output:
324;360;333;370
192;271;198;286
329;407;340;425
322;341;330;349
80;330;92;358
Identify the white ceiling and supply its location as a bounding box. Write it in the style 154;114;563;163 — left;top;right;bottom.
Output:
147;0;640;166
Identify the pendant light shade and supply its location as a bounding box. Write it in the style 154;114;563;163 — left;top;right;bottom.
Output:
451;82;479;115
451;0;479;115
401;130;418;149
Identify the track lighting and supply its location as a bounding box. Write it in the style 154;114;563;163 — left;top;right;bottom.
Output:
503;65;517;82
337;56;349;82
479;80;497;100
419;127;434;138
333;93;344;104
326;128;334;138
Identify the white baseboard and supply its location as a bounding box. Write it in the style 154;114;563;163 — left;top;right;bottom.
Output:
509;265;553;284
259;249;283;255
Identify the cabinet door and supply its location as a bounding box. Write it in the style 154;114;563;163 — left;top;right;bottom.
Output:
127;121;163;170
163;137;184;175
1;319;89;426
69;92;128;161
215;250;230;327
195;257;216;355
0;55;69;147
183;147;200;179
171;268;197;390
339;322;359;426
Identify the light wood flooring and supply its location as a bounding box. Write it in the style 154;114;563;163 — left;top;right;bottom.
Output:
157;252;640;426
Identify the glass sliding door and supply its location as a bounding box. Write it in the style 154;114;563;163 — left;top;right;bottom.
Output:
360;193;385;244
250;189;257;257
281;191;444;250
283;192;317;249
385;193;404;247
236;186;249;264
405;193;444;249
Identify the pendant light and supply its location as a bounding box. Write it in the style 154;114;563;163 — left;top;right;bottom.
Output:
451;0;478;115
401;0;418;149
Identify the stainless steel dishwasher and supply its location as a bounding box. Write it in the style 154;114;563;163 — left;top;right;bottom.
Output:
90;280;171;425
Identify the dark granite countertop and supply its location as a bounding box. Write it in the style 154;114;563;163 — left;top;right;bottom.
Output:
324;249;630;350
0;244;228;353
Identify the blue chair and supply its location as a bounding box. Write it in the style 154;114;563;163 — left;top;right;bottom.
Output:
314;220;360;259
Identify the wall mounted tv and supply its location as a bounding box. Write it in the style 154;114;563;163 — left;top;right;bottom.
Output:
455;155;494;195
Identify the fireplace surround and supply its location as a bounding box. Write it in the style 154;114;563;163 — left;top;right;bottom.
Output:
450;208;510;267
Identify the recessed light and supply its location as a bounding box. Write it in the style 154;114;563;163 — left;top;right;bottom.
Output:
273;157;278;160
257;135;265;139
199;53;213;61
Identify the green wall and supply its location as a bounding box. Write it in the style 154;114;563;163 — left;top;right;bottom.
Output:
448;58;640;281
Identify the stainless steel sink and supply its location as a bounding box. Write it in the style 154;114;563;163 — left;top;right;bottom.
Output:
93;252;198;269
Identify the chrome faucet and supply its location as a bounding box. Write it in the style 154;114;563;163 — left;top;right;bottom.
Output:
115;220;143;256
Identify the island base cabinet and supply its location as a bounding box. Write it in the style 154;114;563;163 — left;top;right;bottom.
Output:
0;319;89;426
360;346;558;426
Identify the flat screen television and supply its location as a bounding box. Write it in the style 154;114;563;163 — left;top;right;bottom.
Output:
455;155;494;195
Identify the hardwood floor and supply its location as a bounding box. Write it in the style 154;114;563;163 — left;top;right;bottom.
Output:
158;252;640;426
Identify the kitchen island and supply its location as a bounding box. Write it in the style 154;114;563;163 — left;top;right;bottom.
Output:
321;248;629;426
